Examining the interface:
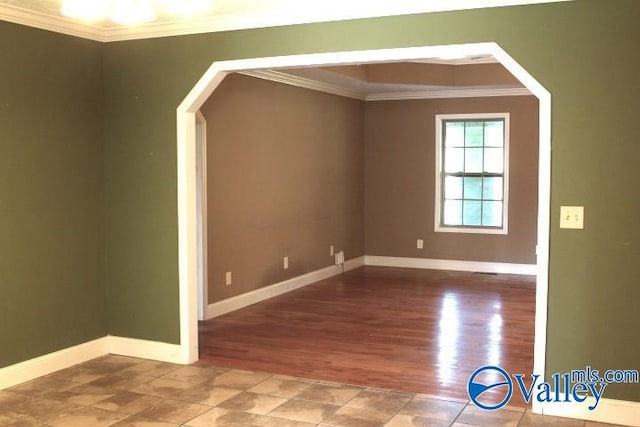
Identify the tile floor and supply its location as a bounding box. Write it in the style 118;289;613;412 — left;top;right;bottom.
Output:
0;355;626;427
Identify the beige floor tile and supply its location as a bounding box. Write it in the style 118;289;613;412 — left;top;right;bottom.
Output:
92;391;163;415
47;365;108;384
584;422;627;427
269;399;339;424
183;407;247;427
43;383;119;406
385;413;451;427
81;356;144;373
135;398;210;424
455;404;523;427
270;374;317;384
0;391;27;412
131;377;241;405
294;383;363;405
248;378;312;398
89;373;155;391
345;389;412;412
6;396;84;424
185;407;315;427
217;391;286;414
159;365;226;384
208;370;271;389
121;361;182;378
192;386;243;406
111;415;181;427
9;377;77;396
130;378;202;399
323;405;394;427
519;412;585;426
49;407;129;427
399;395;466;422
0;414;40;427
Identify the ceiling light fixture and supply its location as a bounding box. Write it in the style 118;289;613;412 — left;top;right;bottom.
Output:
60;0;214;25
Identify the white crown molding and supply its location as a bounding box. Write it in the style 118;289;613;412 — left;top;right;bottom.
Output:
366;87;532;101
241;70;366;100
0;3;105;42
0;0;572;43
241;70;531;101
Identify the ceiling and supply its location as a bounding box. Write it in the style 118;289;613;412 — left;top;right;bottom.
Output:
243;61;531;101
0;0;571;42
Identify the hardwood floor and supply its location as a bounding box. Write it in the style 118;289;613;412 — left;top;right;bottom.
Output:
199;266;536;407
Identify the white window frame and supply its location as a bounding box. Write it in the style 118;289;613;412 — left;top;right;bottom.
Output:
434;112;510;235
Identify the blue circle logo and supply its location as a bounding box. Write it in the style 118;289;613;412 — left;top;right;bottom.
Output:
467;365;513;410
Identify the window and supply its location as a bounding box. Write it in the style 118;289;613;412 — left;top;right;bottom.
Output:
435;113;509;234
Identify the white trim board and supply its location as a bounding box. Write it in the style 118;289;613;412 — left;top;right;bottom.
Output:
177;44;551;421
0;336;188;390
365;256;536;275
0;338;109;390
205;256;365;320
541;398;640;427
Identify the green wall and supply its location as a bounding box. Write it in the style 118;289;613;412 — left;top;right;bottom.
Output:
102;0;639;401
1;0;638;403
0;22;106;366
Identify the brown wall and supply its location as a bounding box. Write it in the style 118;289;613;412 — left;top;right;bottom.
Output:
201;74;365;303
364;96;539;264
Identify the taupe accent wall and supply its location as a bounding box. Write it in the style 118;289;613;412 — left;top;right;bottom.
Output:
200;74;365;303
202;75;538;304
365;96;539;264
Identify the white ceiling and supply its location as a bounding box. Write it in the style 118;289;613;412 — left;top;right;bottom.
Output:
0;0;571;42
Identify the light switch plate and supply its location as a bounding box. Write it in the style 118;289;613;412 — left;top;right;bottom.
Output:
560;206;584;229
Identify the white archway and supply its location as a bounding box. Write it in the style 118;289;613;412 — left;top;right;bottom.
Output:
176;43;551;414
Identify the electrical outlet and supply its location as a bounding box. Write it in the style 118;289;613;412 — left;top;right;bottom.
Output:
560;206;584;229
417;239;424;249
330;245;335;256
225;271;232;286
335;251;345;265
283;256;289;269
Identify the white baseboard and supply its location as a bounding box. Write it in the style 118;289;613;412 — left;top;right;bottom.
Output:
537;397;640;427
205;256;365;319
364;255;537;275
0;337;109;390
107;336;185;364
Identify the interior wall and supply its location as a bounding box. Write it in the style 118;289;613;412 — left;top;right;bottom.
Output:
200;74;365;303
100;0;639;401
0;22;106;368
365;96;539;264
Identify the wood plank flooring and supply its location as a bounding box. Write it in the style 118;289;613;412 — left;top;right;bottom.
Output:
199;266;536;406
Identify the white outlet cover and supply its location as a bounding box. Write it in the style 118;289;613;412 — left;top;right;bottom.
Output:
560;206;584;229
417;239;424;249
225;271;232;286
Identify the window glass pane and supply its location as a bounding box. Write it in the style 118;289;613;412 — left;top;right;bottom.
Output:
443;200;462;225
465;122;484;147
483;177;503;200
463;201;482;226
445;122;465;147
463;177;482;200
444;147;464;172
465;148;483;172
444;176;463;199
484;147;504;173
482;201;503;227
484;121;504;147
